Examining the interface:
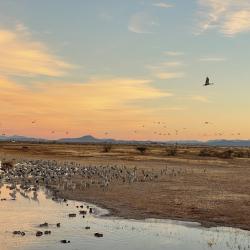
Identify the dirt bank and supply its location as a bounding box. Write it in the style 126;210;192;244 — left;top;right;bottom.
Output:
1;142;250;230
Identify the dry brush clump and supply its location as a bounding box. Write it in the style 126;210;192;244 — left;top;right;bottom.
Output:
198;148;234;159
232;150;250;158
21;146;29;151
136;146;147;155
165;146;178;156
198;148;216;157
102;144;112;153
218;149;234;159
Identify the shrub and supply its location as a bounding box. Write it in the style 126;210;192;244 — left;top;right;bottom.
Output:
199;148;213;157
103;144;112;153
233;151;246;158
217;149;234;159
166;146;178;156
136;146;147;155
22;146;29;151
247;151;250;158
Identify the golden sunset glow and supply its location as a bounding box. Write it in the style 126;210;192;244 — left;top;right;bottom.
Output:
0;1;249;141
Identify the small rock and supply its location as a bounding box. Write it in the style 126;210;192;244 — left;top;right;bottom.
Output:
68;213;76;218
44;230;51;235
85;226;90;230
56;223;61;227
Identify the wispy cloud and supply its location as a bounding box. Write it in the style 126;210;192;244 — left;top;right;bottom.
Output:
197;0;250;36
164;51;184;56
191;95;210;103
152;2;174;8
163;107;186;111
199;57;227;62
223;10;250;35
154;71;184;79
146;57;185;80
128;12;158;34
0;77;172;136
0;24;73;78
146;61;184;70
160;61;184;67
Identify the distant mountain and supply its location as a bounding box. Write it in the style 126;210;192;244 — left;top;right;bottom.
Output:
206;140;250;147
0;134;250;147
0;135;46;142
58;135;115;143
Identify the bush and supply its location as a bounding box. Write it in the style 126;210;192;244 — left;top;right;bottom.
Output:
22;146;29;151
247;151;250;158
199;148;234;159
103;144;112;153
166;146;178;156
233;151;246;158
199;148;214;157
217;149;234;159
136;146;147;154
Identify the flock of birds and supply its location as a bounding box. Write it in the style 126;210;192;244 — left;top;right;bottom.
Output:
0;158;187;242
1;76;241;140
0;159;186;194
0;77;243;139
0;77;242;139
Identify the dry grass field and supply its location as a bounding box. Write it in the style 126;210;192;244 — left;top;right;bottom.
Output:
1;142;250;230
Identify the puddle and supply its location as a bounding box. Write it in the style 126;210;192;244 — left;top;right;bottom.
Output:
0;184;250;250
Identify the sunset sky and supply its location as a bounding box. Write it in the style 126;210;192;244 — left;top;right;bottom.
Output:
0;0;250;141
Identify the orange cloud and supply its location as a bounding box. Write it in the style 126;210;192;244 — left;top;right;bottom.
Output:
154;71;184;80
0;27;72;77
191;95;210;103
0;77;172;138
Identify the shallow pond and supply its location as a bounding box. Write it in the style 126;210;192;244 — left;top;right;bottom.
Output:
0;184;250;250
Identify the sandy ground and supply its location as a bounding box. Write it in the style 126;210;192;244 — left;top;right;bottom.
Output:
1;142;250;230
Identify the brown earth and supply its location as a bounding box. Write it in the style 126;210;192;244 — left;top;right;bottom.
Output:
1;142;250;230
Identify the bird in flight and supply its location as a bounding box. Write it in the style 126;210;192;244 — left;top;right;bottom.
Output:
204;77;214;86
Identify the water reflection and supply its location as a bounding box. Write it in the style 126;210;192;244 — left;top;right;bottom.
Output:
0;184;250;250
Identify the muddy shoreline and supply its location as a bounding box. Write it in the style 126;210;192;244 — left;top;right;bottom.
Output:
1;142;250;232
57;192;250;232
